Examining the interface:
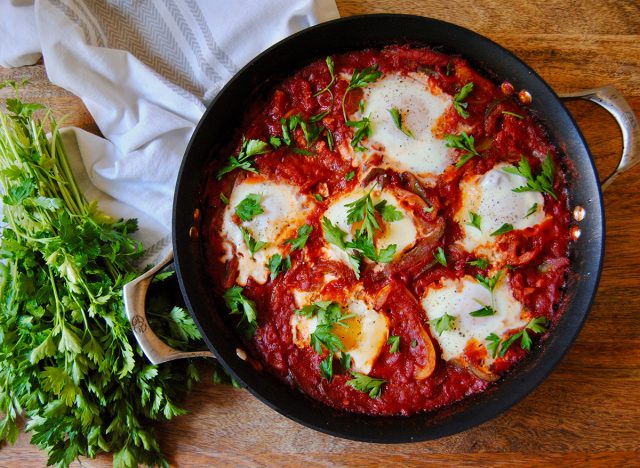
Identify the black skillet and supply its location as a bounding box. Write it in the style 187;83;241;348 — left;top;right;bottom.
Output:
123;15;639;442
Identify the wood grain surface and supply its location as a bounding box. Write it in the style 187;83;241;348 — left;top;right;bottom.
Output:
1;1;639;466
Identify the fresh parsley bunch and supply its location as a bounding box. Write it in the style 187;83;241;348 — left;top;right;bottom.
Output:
0;82;206;467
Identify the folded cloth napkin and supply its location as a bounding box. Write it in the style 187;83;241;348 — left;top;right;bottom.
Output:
0;0;339;266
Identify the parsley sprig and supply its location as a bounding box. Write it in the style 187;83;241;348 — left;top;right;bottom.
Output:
240;227;267;257
445;132;481;168
216;137;271;179
453;82;474;118
341;65;382;121
430;313;456;335
235;193;263;222
322;189;402;276
313;56;336;97
388;108;414;138
347;372;387;398
284;224;312;252
486;317;548;358
296;301;354;381
223;286;259;336
502;153;557;199
476;270;504;319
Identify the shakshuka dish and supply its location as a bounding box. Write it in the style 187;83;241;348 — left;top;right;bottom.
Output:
201;45;571;415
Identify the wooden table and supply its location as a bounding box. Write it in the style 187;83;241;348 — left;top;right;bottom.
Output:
1;1;639;466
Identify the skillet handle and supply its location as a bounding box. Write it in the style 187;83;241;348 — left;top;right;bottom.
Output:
123;249;214;364
560;85;639;191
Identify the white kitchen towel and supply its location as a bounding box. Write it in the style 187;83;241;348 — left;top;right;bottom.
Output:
0;0;340;266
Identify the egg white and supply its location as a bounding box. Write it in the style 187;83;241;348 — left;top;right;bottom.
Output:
421;274;527;363
455;163;546;255
220;176;311;285
353;72;452;178
291;290;389;375
321;185;417;266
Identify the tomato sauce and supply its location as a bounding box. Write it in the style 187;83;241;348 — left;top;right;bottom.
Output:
200;45;571;415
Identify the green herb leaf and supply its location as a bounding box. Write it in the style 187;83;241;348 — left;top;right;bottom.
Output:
347;116;372;149
502;111;524;119
325;127;334;151
216;137;270;179
235;193;264;222
476;270;504;293
284;224;312;252
322;216;348;250
345;170;355;182
502;153;557;199
486;333;501;358
388;108;414;138
345;188;379;239
433;247;447;267
342;65;382;121
430;313;456;335
411;339;418;348
467;211;481;231
224;286;258;335
375;199;404;222
387;335;400;353
268;253;291;281
240;227;267;257
292;147;315;156
297;301;353;355
453;82;474;118
524;202;539;218
490;223;514;236
445;132;481;169
347;372;387;399
281;117;292;145
219;192;230;205
310;108;331;122
314;194;324;202
269;136;282;149
376;244;397;264
313;56;336;97
319;353;334;381
467;258;489;270
340;352;352;370
469;305;497;317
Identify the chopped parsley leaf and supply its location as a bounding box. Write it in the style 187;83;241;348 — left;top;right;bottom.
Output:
502;153;557;199
467;258;489;270
491;223;514;236
453;82;474;118
240;227;267;257
284;224;313;252
216;137;271;179
235;193;263;222
347;372;387;398
387;335;400;353
388;107;414;138
430;313;455;335
223;286;258;336
445;132;481;169
433;246;447;267
467;211;482;231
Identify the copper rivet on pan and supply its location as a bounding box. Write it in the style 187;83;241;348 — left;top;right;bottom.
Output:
500;82;515;96
189;226;199;239
570;225;582;240
518;90;532;105
236;348;247;360
573;206;586;221
193;208;200;222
